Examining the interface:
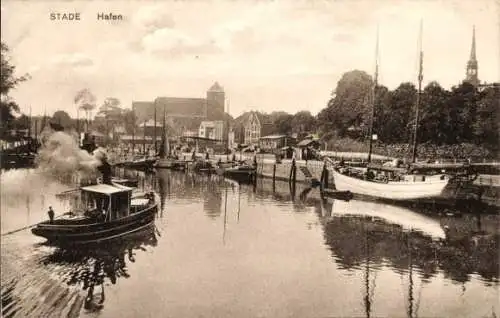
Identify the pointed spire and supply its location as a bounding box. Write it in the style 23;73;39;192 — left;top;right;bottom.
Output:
374;24;379;85
418;19;424;83
470;25;477;61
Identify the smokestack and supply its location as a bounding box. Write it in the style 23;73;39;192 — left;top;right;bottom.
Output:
97;158;112;185
93;148;112;185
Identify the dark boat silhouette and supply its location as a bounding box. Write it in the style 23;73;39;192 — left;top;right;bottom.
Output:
32;148;158;246
31;184;158;246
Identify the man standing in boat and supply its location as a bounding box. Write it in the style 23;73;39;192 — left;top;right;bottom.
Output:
47;206;55;223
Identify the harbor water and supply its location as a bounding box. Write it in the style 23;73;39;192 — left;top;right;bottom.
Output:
1;168;499;318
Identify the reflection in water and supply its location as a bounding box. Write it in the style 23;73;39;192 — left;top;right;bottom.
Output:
40;225;158;313
1;168;498;318
321;202;498;285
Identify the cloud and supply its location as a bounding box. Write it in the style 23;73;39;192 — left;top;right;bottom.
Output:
50;53;94;67
140;27;219;57
132;5;176;31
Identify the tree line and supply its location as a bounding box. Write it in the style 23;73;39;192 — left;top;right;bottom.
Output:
316;70;499;153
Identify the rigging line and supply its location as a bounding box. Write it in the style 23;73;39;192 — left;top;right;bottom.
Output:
411;19;424;163
367;24;379;163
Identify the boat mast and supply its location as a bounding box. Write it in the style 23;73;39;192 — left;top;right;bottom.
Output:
143;120;146;155
28;105;32;139
132;124;135;154
367;26;380;163
165;110;170;156
226;98;230;153
411;20;424;163
159;107;166;159
154;103;157;155
34;118;38;143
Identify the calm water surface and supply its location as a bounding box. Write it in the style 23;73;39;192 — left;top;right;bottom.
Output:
1;168;499;318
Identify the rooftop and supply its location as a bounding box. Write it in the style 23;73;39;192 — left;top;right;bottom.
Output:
138;119;162;127
81;184;133;195
208;82;224;92
260;134;287;140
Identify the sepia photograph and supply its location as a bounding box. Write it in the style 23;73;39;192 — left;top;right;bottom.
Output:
1;0;499;317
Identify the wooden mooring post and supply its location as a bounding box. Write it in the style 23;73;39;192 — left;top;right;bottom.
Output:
324;165;330;189
289;158;297;186
272;163;276;183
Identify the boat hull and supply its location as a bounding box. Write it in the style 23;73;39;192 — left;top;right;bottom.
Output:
224;167;256;184
31;204;157;246
155;159;187;170
332;170;449;201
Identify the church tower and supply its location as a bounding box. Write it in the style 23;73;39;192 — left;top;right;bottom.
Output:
465;26;479;87
206;82;225;119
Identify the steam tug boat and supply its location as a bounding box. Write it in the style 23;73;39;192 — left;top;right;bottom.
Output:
31;142;158;246
31;184;158;246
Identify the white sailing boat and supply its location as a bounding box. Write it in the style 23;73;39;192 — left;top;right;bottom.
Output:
332;23;450;201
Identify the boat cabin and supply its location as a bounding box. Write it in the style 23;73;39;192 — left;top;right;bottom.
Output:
80;184;133;222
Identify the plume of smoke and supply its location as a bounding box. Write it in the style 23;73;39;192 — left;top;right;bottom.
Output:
0;169;68;205
35;131;104;183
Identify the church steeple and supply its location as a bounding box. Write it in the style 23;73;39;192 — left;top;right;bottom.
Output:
465;25;479;87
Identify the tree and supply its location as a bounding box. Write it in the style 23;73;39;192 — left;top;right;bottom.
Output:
379;82;416;144
274;113;293;135
473;85;499;150
98;97;122;117
52;110;73;128
317;70;373;137
372;84;391;141
446;82;478;143
418;82;449;144
74;88;96;130
11;114;29;130
1;42;29;135
291;111;316;135
123;109;137;134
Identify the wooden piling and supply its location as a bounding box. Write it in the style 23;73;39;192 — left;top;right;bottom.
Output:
272;164;276;182
320;163;326;190
324;167;330;189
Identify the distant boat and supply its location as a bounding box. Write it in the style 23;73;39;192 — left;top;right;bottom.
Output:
154;107;186;170
222;162;257;184
332;24;451;201
31;183;158;246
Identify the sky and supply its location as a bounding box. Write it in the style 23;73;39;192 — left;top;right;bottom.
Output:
1;0;499;118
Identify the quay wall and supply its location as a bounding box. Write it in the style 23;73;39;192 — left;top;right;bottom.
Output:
206;153;499;206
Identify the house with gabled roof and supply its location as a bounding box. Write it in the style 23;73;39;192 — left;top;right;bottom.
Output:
233;111;273;146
